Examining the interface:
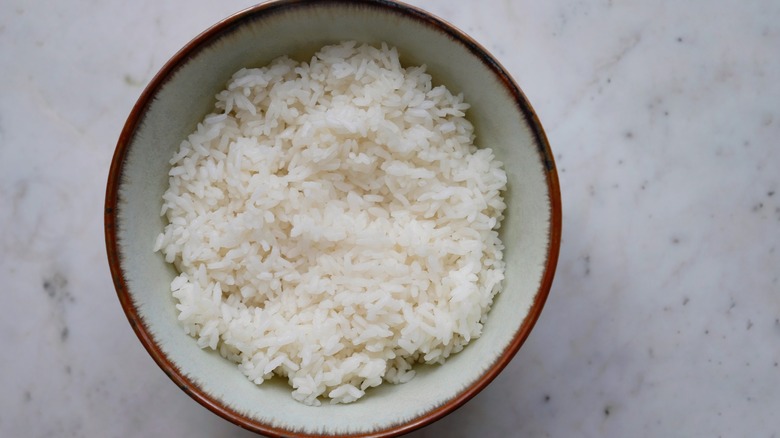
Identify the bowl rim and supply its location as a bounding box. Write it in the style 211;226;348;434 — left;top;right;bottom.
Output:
104;0;562;436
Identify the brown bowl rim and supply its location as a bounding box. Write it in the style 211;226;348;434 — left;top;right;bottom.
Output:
104;0;562;436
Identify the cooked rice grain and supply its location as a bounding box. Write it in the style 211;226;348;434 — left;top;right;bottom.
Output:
155;41;507;405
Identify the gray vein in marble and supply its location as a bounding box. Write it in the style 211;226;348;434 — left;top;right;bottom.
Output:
550;32;643;131
25;78;87;140
42;271;73;342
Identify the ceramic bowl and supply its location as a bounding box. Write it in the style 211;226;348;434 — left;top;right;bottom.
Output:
105;0;561;436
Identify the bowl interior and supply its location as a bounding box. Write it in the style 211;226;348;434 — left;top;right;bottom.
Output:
111;1;557;436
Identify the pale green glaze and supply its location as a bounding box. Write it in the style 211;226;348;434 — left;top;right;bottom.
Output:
116;2;553;435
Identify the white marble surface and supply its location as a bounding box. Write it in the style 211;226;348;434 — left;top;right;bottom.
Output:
1;0;778;436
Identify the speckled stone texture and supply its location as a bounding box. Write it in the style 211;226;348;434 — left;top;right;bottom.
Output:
1;0;778;436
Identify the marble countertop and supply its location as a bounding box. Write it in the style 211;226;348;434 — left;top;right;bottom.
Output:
2;0;778;436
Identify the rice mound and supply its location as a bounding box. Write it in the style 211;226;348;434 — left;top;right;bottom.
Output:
154;41;507;405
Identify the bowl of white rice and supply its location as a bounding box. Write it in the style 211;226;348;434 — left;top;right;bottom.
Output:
105;0;561;436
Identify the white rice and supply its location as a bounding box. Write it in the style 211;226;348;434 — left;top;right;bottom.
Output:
154;41;507;405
